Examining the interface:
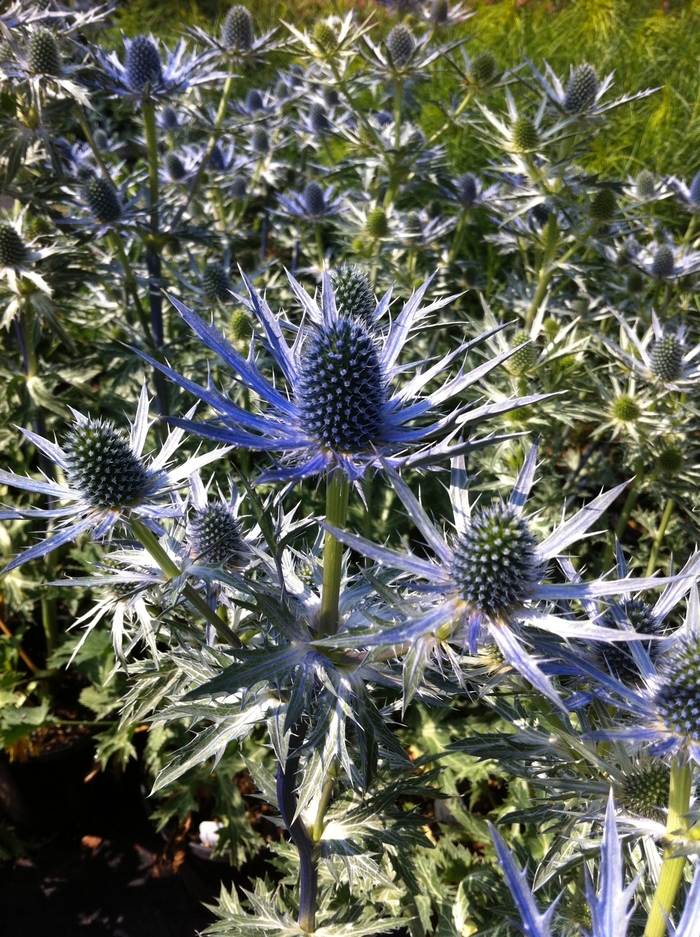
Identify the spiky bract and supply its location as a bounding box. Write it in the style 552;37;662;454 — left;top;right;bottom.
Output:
596;599;661;684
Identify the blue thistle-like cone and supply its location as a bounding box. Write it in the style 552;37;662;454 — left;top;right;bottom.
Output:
386;24;415;68
65;420;152;510
230;174;248;199
323;87;340;108
431;0;449;24
303;181;326;216
27;215;54;239
309;102;329;133
275;79;289;99
251;126;269;154
28;27;61;76
188;502;245;566
651;332;684;382
627;269;644;293
619;763;670;822
457;173;477;207
161;105;179;131
288;64;304;86
209;143;226;171
470;50;497;85
92;129;109;150
331;265;375;326
202;262;232;302
689;171;700;206
530;202;549;228
512;116;538;152
570;296;589;316
0;225;27;267
125;36;163;94
655;636;700;743
404;213;423;235
452;506;538;616
651;245;675;279
596;599;662;684
84;176;122;223
222;5;254;52
563;63;599;113
296;318;386;453
245;88;263;112
164;152;186;181
590;188;617;222
635;170;655;200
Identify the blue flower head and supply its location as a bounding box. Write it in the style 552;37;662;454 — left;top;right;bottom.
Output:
0;386;229;573
140;271;537;483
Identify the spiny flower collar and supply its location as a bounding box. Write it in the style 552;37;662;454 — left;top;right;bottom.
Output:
319;443;681;707
138;270;543;484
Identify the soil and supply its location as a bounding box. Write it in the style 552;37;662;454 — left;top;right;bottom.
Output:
0;740;246;937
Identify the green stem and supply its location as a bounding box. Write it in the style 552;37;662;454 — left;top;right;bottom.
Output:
131;519;241;647
142;100;160;227
645;499;675;577
19;301;37;378
74;106;112;184
311;769;336;842
315;224;325;271
644;759;691;937
108;230;149;336
317;473;350;638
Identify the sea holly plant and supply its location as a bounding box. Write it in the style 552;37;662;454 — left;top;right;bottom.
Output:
3;2;700;936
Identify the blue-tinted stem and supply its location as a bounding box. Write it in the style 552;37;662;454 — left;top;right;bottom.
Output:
277;722;317;933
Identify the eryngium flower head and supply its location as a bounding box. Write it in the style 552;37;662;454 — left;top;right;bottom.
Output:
222;5;254;51
0;224;28;268
250;126;269;153
245;88;263;112
125;35;163;93
84;176;122;223
93;129;109;149
296;318;386;452
651;244;675;279
365;207;389;239
619;762;670;821
431;0;449;24
635;170;656;200
230;174;247;199
386;24;415;68
330;265;375;326
140;270;521;482
651;331;684;382
505;332;535;376
563;63;599;113
451;505;538;616
27;27;60;75
314;20;337;53
160;105;179;130
654;636;700;745
469;50;496;86
164;151;186;181
456;173;477;207
188;502;245;565
303;181;326;217
512;115;538;152
202;262;232;302
309;102;330;133
0;386;228;573
65;419;153;510
590;188;617;222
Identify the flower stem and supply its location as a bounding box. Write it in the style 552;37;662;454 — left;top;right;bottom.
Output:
644;759;691;937
130;519;240;647
645;499;675;577
318;473;350;638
